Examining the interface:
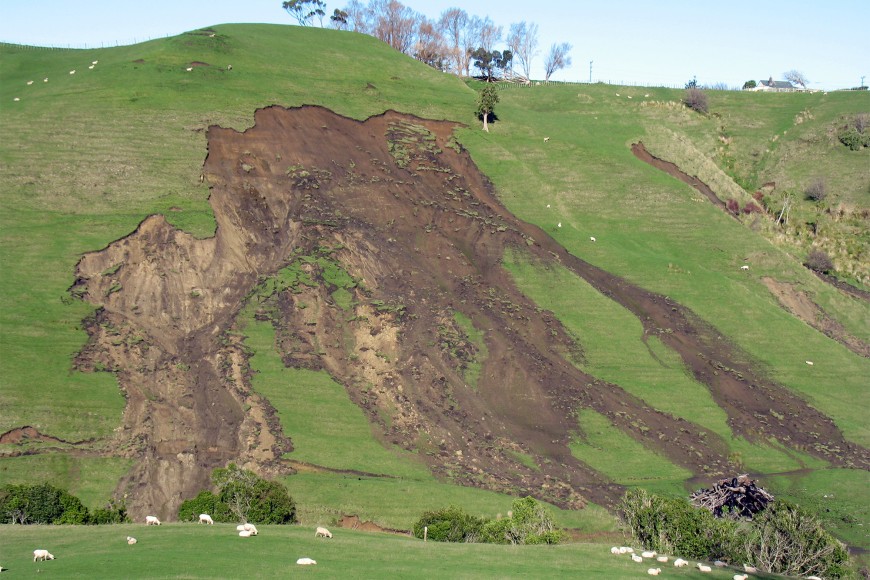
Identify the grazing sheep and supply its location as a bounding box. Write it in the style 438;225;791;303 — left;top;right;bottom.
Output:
632;553;643;563
92;60;98;65
656;555;668;563
315;526;332;538
227;64;233;70
296;558;317;565
714;560;727;567
590;236;596;242
733;575;748;580
610;547;620;554
546;204;551;208
647;568;661;576
627;95;632;99
673;558;688;567
69;70;75;75
43;78;48;82
743;564;757;573
26;80;33;85
13;97;20;102
145;515;161;525
644;94;650;98
238;530;253;537
615;93;620;96
806;576;822;580
543;137;550;142
641;551;657;558
88;65;95;69
243;523;258;535
127;536;137;545
557;222;562;228
198;513;214;525
805;360;814;365
697;563;712;572
186;67;193;72
740;265;749;270
33;549;55;562
620;547;634;554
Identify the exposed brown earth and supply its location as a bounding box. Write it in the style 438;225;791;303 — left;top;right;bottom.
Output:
66;105;868;521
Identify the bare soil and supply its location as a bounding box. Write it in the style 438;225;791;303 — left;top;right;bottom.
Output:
61;106;868;521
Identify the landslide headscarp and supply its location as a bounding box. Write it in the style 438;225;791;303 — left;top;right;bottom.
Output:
72;105;868;520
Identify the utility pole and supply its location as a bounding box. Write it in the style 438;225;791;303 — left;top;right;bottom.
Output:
589;60;593;83
862;75;866;89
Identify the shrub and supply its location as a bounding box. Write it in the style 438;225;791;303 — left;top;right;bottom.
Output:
838;127;870;150
805;249;834;273
683;88;708;114
90;500;129;524
413;505;486;542
179;464;297;524
743;501;850;578
0;483;90;525
805;178;827;202
743;80;757;90
726;199;739;213
742;201;762;214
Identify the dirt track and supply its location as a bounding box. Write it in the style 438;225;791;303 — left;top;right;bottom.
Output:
69;106;869;520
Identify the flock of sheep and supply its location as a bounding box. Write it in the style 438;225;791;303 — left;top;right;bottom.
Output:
25;516;333;569
610;545;823;579
11;59;100;103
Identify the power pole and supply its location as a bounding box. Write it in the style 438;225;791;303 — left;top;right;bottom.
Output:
589;60;593;83
862;75;866;89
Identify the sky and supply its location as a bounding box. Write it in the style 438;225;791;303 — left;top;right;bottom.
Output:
1;0;867;90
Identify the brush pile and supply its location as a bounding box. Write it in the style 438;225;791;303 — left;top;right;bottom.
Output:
690;474;774;519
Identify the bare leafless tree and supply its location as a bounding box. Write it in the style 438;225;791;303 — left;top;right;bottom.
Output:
342;0;371;33
438;8;468;75
369;0;422;55
784;69;809;89
415;18;447;70
507;21;539;80
460;15;484;77
543;42;572;81
476;16;502;53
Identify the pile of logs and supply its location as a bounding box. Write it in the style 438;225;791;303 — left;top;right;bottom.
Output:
690;474;775;519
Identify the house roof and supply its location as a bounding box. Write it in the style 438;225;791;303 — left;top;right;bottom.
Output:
759;79;795;89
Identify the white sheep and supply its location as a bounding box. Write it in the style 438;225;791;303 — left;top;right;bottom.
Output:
806;576;823;580
238;530;253;537
543;137;550;142
13;97;20;102
714;560;727;567
43;78;48;82
186;67;193;72
743;564;757;573
296;558;317;565
627;95;633;99
557;222;562;228
740;265;749;270
620;547;634;554
647;568;661;576
673;558;688;567
697;563;712;572
590;236;596;242
610;547;620;554
145;515;161;525
26;80;33;85
805;360;814;366
243;523;258;535
199;513;214;525
644;94;650;98
92;60;98;65
656;555;668;563
88;65;95;70
33;549;55;562
641;551;657;558
127;536;137;545
632;553;643;563
733;574;748;580
315;526;332;538
69;70;75;75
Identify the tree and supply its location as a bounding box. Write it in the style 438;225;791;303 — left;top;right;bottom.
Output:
330;8;349;29
784;69;809;89
414;18;447;70
283;0;327;27
743;80;757;90
472;48;511;82
476;83;499;132
543;42;572;81
438;8;468;75
507;21;539;79
209;463;296;524
368;0;422;55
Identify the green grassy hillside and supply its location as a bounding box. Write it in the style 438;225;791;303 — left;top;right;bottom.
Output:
1;22;868;574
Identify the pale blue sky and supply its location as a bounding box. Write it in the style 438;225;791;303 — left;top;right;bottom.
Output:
1;0;867;89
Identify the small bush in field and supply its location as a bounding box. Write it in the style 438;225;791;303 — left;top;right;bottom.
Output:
805;250;834;274
742;201;762;214
726;199;739;213
753;191;764;202
805;178;827;201
683;88;708;114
